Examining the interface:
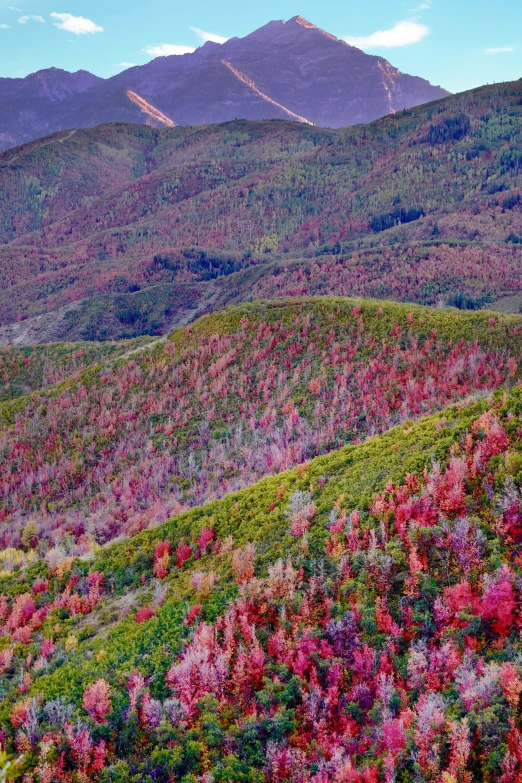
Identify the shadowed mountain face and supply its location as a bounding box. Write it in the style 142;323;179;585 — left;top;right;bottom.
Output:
0;68;103;151
0;16;449;151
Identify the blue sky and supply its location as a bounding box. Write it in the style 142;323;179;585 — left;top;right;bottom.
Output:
0;0;521;94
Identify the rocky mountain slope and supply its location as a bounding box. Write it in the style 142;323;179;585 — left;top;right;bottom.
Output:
0;78;521;343
0;16;448;152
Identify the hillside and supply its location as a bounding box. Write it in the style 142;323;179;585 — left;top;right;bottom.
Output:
0;336;154;402
1;375;521;780
4;13;522;781
1;297;521;557
1;78;522;342
0;16;448;152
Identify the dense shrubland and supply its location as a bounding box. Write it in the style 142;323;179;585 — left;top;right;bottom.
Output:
1;298;521;555
0;338;152;402
0;382;522;780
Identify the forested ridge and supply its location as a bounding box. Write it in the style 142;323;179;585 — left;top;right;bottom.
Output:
1;297;521;554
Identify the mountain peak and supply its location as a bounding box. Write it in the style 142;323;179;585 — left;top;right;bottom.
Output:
23;67;102;102
27;66;99;80
239;15;340;47
287;15;317;28
0;16;449;151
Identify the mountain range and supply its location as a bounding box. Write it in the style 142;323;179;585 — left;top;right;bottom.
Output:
0;15;449;151
0;77;521;344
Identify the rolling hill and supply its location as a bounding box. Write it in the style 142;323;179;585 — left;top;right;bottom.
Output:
1;296;521;556
0;354;521;781
0;16;448;152
0;78;522;343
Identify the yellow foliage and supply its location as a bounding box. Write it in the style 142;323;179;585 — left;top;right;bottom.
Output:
0;548;35;576
55;557;74;578
21;519;40;549
64;635;78;652
254;234;279;254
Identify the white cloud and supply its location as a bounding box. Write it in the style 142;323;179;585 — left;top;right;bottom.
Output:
117;61;137;68
142;43;195;57
18;14;44;23
345;20;429;49
485;46;515;54
50;12;103;34
0;22;9;27
189;26;229;45
408;0;431;15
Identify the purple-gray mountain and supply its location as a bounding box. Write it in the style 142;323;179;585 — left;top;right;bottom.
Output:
0;16;449;151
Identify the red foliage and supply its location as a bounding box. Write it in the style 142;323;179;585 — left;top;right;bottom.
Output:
0;305;516;558
135;607;155;624
197;527;215;552
32;577;49;594
82;679;111;724
480;568;516;636
184;604;202;626
154;540;171;579
176;541;193;569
